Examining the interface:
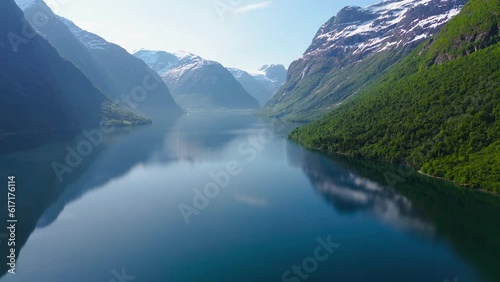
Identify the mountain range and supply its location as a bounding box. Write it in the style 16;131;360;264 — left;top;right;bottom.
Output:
227;68;271;106
1;0;149;138
4;0;499;192
228;65;287;106
248;64;287;96
261;0;467;121
13;0;285;114
15;0;182;118
134;50;260;111
290;0;500;192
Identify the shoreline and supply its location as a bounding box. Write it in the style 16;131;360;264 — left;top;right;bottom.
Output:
290;138;498;195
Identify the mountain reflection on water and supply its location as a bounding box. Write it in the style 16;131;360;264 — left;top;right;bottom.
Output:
0;114;498;282
287;143;500;282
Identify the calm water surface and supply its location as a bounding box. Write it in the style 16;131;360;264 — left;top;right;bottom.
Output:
0;113;499;282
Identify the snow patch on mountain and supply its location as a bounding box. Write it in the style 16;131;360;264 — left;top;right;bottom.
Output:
172;51;200;62
244;64;287;95
247;65;286;83
411;8;461;30
227;68;246;79
134;50;221;83
14;0;37;10
247;69;267;78
165;59;214;83
59;17;110;50
304;0;466;60
133;50;179;74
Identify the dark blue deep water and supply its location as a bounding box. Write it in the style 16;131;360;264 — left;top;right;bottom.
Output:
0;113;499;282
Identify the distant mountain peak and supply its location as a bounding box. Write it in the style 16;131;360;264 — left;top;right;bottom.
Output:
235;64;287;101
12;0;181;118
227;67;247;79
135;50;259;111
172;51;200;61
259;64;285;70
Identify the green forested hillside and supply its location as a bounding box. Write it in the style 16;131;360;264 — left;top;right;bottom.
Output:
290;0;500;192
259;45;417;121
260;0;468;122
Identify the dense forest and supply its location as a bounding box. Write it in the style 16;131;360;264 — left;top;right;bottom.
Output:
290;0;500;192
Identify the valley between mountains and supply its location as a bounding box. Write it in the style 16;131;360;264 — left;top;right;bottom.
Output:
2;0;499;193
1;0;500;281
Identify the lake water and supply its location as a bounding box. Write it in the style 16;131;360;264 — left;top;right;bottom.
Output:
0;113;499;282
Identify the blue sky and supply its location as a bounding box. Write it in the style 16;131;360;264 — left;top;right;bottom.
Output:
56;0;376;70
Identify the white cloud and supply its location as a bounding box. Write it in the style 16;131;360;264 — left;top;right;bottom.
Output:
233;1;271;14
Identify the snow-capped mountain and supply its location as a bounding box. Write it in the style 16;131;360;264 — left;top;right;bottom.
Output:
228;68;249;81
14;0;36;10
247;64;287;96
134;50;226;81
60;18;112;51
1;0;148;137
227;68;273;106
262;0;467;121
304;0;463;62
134;50;260;111
14;0;181;118
60;18;182;117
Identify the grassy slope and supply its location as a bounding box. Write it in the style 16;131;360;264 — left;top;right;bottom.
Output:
290;0;500;192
